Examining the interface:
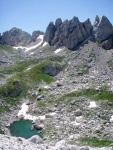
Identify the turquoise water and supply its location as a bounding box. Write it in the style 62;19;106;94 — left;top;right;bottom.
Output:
10;120;41;139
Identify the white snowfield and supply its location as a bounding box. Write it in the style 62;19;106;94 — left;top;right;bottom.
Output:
17;103;57;122
88;101;97;108
17;103;45;121
13;35;44;52
54;47;65;54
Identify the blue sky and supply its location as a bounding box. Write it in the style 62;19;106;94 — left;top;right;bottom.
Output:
1;0;113;35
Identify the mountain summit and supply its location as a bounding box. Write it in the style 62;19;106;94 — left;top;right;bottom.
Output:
0;15;113;50
44;15;113;50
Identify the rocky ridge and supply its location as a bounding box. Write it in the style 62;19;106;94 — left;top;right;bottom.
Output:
44;15;113;50
0;27;44;46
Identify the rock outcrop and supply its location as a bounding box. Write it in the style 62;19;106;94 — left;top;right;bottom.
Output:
43;65;62;76
93;15;113;43
44;22;56;45
44;17;93;50
0;15;113;50
4;81;23;97
32;30;44;42
93;15;113;49
44;15;113;50
100;36;113;50
1;27;32;46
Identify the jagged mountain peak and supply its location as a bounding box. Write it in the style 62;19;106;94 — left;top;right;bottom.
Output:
93;15;113;46
0;15;113;50
44;15;113;50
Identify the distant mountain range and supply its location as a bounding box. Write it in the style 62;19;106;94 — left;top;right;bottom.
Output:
0;15;113;50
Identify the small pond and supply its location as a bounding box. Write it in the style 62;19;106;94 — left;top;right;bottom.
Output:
10;120;42;139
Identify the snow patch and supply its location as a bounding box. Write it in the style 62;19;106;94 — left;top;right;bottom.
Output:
110;116;113;122
48;112;56;116
25;35;44;52
17;103;45;121
88;101;97;108
55;47;64;54
43;85;50;89
13;35;44;52
42;42;48;47
13;46;26;50
76;116;83;122
25;67;31;71
17;103;57;122
70;120;80;126
29;52;34;55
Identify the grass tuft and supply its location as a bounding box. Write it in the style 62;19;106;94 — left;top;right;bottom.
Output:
79;137;113;147
56;86;113;104
0;44;14;52
0;59;54;106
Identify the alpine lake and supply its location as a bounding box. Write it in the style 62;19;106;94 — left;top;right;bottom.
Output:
9;120;42;139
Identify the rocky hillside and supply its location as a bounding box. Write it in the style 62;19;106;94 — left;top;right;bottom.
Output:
0;15;113;150
0;135;112;150
44;15;113;50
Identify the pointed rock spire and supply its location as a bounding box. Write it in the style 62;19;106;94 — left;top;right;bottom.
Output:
93;15;113;43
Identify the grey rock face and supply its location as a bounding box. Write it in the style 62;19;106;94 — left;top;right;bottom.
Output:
44;16;93;50
100;36;113;50
2;27;31;46
44;15;113;50
55;18;62;28
43;65;62;76
44;22;56;45
93;15;113;43
32;30;44;42
28;135;43;144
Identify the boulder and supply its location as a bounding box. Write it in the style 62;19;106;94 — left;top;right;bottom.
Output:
69;145;79;150
4;80;23;97
32;124;43;130
100;36;113;50
55;140;70;150
28;135;43;144
75;110;82;116
43;65;62;76
79;147;89;150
